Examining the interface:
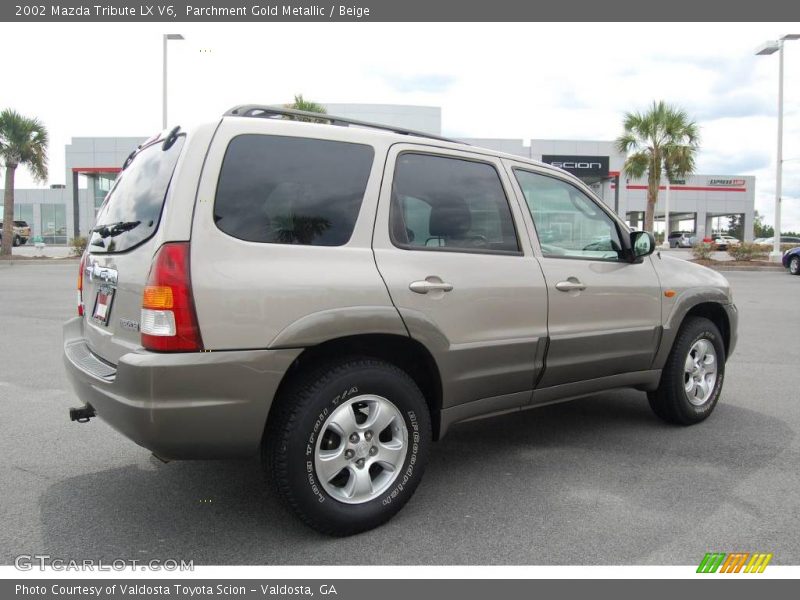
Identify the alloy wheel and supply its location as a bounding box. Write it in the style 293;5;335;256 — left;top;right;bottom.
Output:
314;395;408;504
683;338;718;406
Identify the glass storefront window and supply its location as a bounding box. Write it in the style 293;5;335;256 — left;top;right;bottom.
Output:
94;174;117;221
94;175;115;206
14;204;34;227
40;203;67;244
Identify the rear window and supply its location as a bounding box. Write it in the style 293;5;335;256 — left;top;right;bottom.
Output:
89;136;185;253
213;134;374;246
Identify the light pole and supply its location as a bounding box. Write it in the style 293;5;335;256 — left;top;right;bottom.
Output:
660;175;672;250
756;34;799;261
162;33;185;130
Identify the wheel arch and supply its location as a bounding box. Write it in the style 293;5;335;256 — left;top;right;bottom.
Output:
683;303;731;354
267;333;445;440
654;297;733;369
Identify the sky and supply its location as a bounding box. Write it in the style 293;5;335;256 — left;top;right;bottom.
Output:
2;21;800;230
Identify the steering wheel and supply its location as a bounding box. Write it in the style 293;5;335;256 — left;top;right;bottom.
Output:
540;243;567;256
467;235;489;248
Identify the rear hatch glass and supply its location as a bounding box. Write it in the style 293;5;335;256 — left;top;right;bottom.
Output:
82;134;185;363
89;136;185;253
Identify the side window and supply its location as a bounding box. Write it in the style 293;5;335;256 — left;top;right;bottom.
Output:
214;135;374;246
390;153;520;254
514;170;623;260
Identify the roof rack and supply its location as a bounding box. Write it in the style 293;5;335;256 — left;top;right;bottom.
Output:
223;105;467;145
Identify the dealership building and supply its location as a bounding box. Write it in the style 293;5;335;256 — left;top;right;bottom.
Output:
12;104;754;243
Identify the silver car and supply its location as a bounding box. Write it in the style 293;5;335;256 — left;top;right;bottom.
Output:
64;106;738;535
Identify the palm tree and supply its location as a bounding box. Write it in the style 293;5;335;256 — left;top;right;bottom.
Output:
283;94;328;122
615;101;699;234
661;141;697;246
0;109;48;256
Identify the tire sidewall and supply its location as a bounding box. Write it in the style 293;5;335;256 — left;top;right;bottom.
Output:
284;363;430;531
790;256;800;275
673;322;725;421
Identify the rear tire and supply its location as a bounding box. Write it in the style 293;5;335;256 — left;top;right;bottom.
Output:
648;317;725;425
264;357;431;536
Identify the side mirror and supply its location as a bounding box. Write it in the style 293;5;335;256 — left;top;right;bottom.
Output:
630;230;656;261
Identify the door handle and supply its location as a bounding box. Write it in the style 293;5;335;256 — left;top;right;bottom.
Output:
555;279;586;292
409;279;454;294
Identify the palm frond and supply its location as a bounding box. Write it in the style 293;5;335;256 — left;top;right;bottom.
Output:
623;151;650;179
283;94;328;122
0;108;49;183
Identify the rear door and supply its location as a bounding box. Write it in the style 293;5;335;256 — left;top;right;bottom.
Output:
507;164;662;388
373;145;548;409
81;135;186;363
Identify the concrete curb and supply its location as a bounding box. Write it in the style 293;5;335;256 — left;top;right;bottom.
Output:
702;265;786;272
0;258;78;266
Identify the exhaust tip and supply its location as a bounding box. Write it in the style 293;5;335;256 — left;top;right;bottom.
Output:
69;404;96;423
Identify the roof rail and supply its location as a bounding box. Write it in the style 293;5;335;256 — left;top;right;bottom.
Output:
223;105;467;145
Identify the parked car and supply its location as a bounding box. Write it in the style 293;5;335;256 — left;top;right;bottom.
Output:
758;236;800;246
0;220;31;246
713;235;741;250
63;107;738;536
783;246;800;275
667;231;692;248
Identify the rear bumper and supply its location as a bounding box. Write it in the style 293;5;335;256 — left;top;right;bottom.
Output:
62;317;301;459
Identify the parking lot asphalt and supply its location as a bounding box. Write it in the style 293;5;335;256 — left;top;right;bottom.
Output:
0;260;798;565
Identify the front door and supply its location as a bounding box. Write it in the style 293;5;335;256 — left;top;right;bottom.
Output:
509;166;663;388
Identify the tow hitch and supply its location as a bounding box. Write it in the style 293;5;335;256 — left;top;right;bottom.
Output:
69;404;96;423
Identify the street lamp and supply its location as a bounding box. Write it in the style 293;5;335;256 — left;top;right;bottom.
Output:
162;33;185;130
755;34;800;262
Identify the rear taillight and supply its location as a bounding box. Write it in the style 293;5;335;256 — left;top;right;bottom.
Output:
77;253;86;316
141;242;203;352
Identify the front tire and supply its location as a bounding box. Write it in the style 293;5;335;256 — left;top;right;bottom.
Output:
648;317;725;425
264;357;431;536
789;256;800;275
12;235;20;247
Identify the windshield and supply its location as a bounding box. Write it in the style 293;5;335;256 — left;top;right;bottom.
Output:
89;136;185;253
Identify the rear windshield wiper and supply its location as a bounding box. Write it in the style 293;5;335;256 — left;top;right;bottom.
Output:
92;220;141;239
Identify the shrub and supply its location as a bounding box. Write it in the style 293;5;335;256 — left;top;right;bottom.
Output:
692;242;715;260
69;236;87;257
728;242;768;262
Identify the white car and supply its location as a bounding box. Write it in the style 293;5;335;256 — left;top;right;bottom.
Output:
714;235;741;250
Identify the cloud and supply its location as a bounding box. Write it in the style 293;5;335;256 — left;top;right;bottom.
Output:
371;72;456;94
698;150;772;174
691;93;775;120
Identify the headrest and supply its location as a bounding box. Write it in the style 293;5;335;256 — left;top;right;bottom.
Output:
429;195;471;238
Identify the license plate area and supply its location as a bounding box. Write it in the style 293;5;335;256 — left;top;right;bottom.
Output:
92;285;116;326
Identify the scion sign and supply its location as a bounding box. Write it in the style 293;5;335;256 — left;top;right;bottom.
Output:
542;155;610;178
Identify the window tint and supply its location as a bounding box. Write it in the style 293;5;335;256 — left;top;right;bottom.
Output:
90;137;184;253
390;153;519;253
214;135;374;246
514;170;622;260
